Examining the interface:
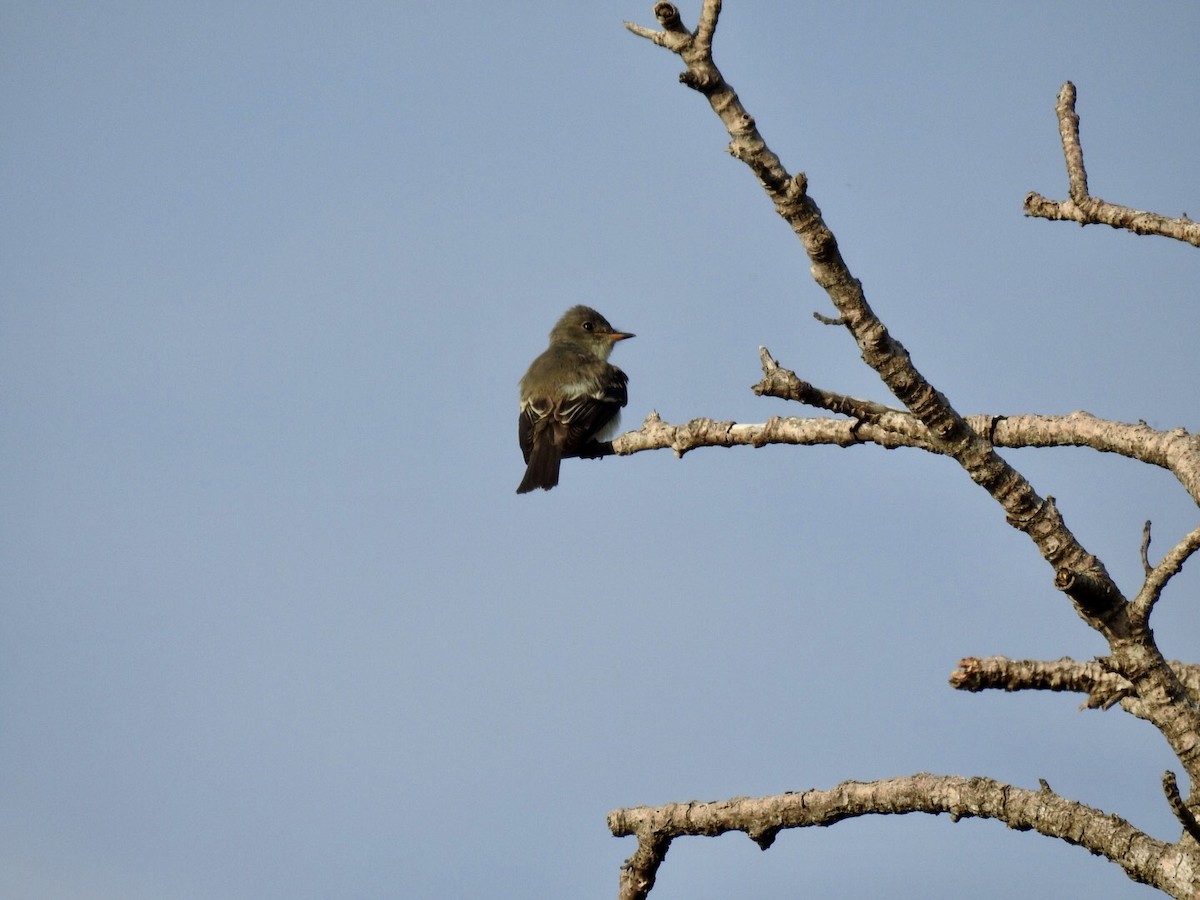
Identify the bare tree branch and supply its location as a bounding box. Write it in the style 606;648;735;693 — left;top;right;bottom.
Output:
754;347;911;426
1163;771;1200;846
619;3;1200;893
758;354;1200;502
615;348;1200;505
1056;79;1089;202
950;656;1200;718
1025;82;1200;247
811;310;845;326
1143;521;1156;576
614;410;875;456
610;775;1194;900
1131;523;1200;626
625;0;1200;782
1024;193;1200;246
628;6;1125;626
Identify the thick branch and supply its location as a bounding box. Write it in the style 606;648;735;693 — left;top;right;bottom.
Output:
609;775;1195;899
951;656;1200;719
953;655;1200;799
1025;82;1200;247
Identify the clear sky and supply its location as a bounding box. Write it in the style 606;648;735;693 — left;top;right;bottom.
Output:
3;2;1199;898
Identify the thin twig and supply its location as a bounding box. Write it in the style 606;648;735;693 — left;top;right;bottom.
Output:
1131;523;1200;625
1141;521;1154;576
1162;771;1200;845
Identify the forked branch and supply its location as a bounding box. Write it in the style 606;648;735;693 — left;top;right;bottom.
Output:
615;349;1200;502
1131;523;1200;626
1024;82;1200;247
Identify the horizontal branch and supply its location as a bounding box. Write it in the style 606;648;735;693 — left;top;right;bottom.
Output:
950;656;1200;720
1025;82;1200;248
610;774;1191;899
612;402;1200;507
1024;193;1200;247
611;411;894;457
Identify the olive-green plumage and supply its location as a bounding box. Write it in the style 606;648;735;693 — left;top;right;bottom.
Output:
517;306;634;494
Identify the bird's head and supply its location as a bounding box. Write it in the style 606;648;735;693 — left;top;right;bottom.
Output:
549;305;635;360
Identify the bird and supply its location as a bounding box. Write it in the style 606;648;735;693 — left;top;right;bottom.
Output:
517;305;634;494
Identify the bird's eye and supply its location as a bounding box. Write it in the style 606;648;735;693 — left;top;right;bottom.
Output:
582;321;594;332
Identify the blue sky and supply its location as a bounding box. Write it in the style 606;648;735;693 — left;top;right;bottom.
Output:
3;2;1199;898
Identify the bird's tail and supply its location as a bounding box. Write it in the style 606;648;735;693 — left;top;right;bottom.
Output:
516;431;562;494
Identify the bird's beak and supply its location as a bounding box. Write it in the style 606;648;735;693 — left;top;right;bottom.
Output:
607;331;635;342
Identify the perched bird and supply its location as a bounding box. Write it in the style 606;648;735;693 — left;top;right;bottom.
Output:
517;305;634;494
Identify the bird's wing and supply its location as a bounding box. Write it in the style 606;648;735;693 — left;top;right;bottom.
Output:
518;401;560;465
556;366;628;452
519;365;628;460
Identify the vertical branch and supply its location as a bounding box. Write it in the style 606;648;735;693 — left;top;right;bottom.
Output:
1056;81;1089;202
615;832;670;900
692;0;720;48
